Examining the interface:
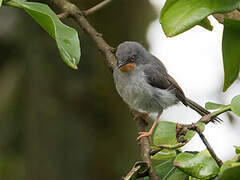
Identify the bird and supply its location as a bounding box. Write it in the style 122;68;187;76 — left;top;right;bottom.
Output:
113;41;219;141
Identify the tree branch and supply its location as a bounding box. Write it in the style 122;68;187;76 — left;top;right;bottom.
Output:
188;125;223;167
213;10;240;24
175;106;230;167
50;0;158;179
136;116;160;180
83;0;112;16
57;12;69;19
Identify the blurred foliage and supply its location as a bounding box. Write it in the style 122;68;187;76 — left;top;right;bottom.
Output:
5;0;80;69
205;102;225;110
0;0;155;179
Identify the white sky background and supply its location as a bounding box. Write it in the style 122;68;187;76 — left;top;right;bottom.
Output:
148;0;240;161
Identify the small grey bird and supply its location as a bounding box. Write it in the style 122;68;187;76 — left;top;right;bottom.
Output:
113;41;218;140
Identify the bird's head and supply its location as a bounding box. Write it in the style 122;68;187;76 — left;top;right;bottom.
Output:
116;41;147;73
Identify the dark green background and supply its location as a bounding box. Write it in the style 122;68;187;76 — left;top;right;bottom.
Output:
0;0;156;179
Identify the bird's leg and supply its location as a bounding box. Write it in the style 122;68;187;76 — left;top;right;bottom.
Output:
137;110;163;141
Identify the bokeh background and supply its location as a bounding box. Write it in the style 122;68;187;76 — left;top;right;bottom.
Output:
0;0;239;179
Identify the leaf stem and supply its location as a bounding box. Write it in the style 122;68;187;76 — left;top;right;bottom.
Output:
199;105;231;124
211;105;231;117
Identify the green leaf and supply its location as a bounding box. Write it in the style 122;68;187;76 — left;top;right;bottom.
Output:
218;161;240;180
154;159;176;179
218;166;240;180
124;162;148;180
154;160;188;180
173;150;219;179
151;149;177;166
6;0;80;69
160;0;240;37
235;146;240;154
145;149;189;180
198;17;213;31
205;102;226;110
222;19;240;91
160;0;177;17
231;95;240;116
153;121;205;149
0;0;2;7
145;159;188;180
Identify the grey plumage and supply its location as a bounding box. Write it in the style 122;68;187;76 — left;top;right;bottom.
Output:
113;41;220;122
114;63;178;113
114;41;180;113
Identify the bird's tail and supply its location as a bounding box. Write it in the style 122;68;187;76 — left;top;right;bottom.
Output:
185;98;222;123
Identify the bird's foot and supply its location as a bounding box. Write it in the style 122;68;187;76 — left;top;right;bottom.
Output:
137;131;152;142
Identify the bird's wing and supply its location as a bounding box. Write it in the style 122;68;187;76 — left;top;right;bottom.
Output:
143;63;187;106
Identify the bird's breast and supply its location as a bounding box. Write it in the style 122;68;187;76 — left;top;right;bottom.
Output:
113;67;159;112
113;66;179;113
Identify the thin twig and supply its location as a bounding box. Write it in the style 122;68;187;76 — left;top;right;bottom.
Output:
189;125;223;167
50;0;158;179
176;122;223;167
83;0;112;16
175;106;231;167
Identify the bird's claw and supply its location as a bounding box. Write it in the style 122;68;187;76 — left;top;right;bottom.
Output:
137;131;152;142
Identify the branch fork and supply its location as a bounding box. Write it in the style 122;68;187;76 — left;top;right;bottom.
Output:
176;115;223;167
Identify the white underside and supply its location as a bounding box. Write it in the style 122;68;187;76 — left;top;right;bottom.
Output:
113;66;178;113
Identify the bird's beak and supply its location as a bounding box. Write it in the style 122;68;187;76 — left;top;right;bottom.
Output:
117;60;129;68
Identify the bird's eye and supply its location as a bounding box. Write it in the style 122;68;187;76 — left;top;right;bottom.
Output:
130;55;136;61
